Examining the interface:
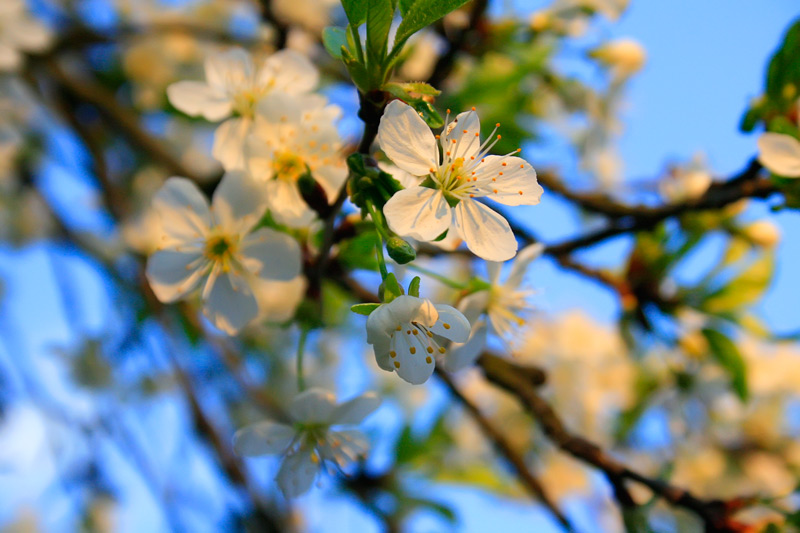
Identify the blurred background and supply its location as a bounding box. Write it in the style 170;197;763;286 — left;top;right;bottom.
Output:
1;0;800;532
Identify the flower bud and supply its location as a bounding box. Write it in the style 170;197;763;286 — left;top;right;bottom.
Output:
386;236;416;264
591;38;646;77
743;220;781;248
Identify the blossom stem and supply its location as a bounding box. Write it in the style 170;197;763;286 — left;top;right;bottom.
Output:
406;264;467;290
365;200;390;279
296;327;309;392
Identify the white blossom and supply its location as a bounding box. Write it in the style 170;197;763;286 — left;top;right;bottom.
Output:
447;243;544;371
378;100;543;261
0;0;51;71
234;388;380;498
366;295;470;384
246;92;346;227
757;132;800;178
167;47;318;170
659;155;712;202
145;172;302;334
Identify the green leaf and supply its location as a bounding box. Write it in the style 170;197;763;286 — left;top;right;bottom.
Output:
322;27;348;59
408;276;421;297
366;0;394;78
341;0;368;25
351;302;381;315
401;81;441;96
398;0;415;15
702;328;749;401
701;253;774;313
392;0;471;52
380;272;404;302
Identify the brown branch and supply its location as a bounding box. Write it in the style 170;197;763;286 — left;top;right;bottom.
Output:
435;368;574;531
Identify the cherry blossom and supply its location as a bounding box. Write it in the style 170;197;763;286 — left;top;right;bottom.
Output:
757;132;800;178
378;100;543;261
145;172;301;334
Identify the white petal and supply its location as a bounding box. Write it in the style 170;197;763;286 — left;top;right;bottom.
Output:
454;199;517;261
446;109;482;160
377;100;438;176
211;171;268;234
7;18;51;52
331;392;381;425
486;261;503;284
384;186;451;241
0;45;22;71
233;421;295;456
458;290;491;325
254;276;307;323
313;164;348;203
146;250;206;303
476;156;543;206
276;450;319;498
213;117;251;171
152;177;212;243
166;81;232;121
239;228;302;281
323;429;369;464
445;319;488;372
391;333;436;385
265;179;316;228
289;388;337;423
205;47;254;94
203;270;259;334
259;49;319;93
757;133;800;177
505;242;544;288
429;305;471;342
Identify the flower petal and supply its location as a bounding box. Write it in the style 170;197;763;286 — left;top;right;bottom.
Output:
259;49;318;93
289;388;337;423
213;117;251;171
152;177;211;243
377;100;438;176
445;319;488;372
331;392;381;425
458;290;491;325
211;171;268;234
505;242;544;288
429;304;471;342
276;450;319;498
265;179;316;228
391;332;436;385
166;81;232;121
253;276;307;323
454;199;517;261
313;164;348;204
203;270;259;334
146;249;206;303
757;132;800;177
476;155;543;206
384;186;451;241
445;109;482;160
239;228;302;281
233;421;295;456
205;47;254;94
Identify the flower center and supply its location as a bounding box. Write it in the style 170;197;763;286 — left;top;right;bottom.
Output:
204;234;238;271
387;321;446;369
273;151;307;182
232;88;265;118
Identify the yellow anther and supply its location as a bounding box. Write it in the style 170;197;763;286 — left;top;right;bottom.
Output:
443;323;451;329
426;356;432;364
390;351;397;358
394;361;400;368
426;346;434;353
410;347;416;354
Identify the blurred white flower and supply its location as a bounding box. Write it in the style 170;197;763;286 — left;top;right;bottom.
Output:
367;295;470;384
246;92;346;227
591;38;647;79
0;0;51;71
743;220;780;248
145;172;301;334
378;100;543;261
757;132;800;177
167;47;318;170
234;388;380;497
659;155;712;202
447;243;544;371
254;275;307;323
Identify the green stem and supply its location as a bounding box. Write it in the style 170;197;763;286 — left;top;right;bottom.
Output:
349;24;365;65
407;263;468;290
365;200;390;279
296;327;309;392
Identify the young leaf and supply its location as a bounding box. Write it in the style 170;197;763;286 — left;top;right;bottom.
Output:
322;27;348;59
341;0;369;26
392;0;471;52
408;276;421;297
351;303;381;315
380;272;405;302
701;253;774;313
701;328;749;401
366;0;394;79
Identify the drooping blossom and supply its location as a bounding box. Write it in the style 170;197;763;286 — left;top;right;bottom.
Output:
447;243;544;371
246;92;346;227
378;100;543;261
366;295;470;384
234;388;381;497
167;47;318;170
145;172;301;334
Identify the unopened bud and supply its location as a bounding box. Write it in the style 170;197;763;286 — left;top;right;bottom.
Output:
386;236;416;264
743;220;781;248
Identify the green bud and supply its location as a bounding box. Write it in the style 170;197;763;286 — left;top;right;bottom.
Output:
386;236;416;264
